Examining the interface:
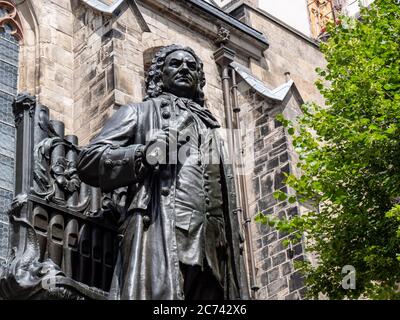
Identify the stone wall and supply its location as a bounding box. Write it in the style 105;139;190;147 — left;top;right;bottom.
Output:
237;83;306;299
72;2;117;146
246;7;326;106
36;0;75;132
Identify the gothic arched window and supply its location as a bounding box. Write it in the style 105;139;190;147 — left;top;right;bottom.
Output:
0;0;22;265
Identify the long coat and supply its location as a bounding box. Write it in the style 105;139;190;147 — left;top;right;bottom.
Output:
77;96;249;300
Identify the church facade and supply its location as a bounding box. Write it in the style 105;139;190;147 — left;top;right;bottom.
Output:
0;0;326;300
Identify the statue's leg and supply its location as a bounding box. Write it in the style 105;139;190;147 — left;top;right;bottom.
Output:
180;262;224;300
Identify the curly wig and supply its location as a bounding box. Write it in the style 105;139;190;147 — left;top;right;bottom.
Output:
144;45;206;106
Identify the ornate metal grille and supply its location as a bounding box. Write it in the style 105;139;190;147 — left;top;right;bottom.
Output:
0;94;120;299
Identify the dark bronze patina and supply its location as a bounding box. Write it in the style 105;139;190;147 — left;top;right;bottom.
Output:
77;45;249;300
0;45;249;300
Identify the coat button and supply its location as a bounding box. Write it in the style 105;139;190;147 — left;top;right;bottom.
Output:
143;215;151;225
162;111;171;119
161;187;170;196
105;159;113;167
206;212;211;218
204;173;209;180
205;197;210;205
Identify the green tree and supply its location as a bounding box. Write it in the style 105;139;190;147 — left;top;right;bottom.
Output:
257;0;400;299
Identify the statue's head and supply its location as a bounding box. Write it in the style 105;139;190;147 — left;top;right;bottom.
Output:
145;45;206;105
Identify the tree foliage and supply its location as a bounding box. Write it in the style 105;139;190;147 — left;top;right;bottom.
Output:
257;0;400;299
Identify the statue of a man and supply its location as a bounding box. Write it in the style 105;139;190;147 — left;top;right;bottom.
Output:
77;44;249;300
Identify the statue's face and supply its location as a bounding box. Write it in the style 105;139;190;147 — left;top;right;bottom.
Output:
162;50;199;100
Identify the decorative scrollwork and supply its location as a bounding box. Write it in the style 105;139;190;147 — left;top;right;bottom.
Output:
0;1;23;41
30;106;92;213
215;26;230;46
12;92;36;126
32;137;82;205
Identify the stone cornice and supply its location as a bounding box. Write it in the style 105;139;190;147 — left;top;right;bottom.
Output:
137;0;269;61
79;0;269;60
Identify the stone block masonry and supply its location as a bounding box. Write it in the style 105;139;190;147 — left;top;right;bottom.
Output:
239;89;306;300
245;6;326;106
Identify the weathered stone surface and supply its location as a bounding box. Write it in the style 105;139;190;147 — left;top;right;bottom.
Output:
289;271;305;293
267;267;280;284
238;87;307;299
260;272;268;286
266;157;279;172
269;241;285;256
254;164;265;175
279;151;289;163
281;261;293;276
260;258;272;271
247;7;326;106
256;222;271;235
255;115;268;126
272;252;286;267
274;169;286;190
255;238;263;249
258;194;277;211
259;246;268;261
278;230;289;239
292;243;303;257
269;143;288;157
287;206;299;217
252;177;260;198
285;291;300;300
260;174;273;196
273;137;286;148
262;232;277;246
267;278;288;296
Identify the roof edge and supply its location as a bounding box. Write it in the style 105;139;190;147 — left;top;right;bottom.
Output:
231;61;303;104
81;0;125;14
187;0;269;47
226;2;320;48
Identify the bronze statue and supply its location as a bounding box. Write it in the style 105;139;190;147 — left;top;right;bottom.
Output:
77;45;249;300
